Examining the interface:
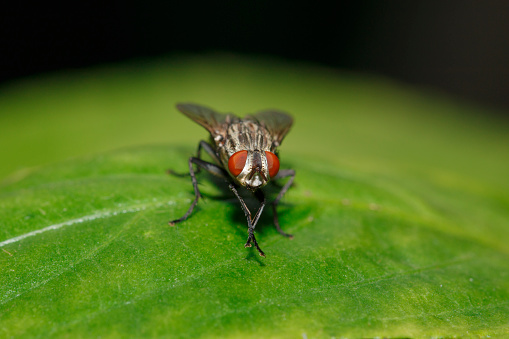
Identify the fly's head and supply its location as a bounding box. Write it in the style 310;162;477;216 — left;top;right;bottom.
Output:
227;150;280;191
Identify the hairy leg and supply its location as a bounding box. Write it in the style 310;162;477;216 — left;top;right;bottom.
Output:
244;189;267;248
228;183;266;257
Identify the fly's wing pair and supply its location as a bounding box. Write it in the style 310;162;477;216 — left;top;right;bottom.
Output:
176;103;293;146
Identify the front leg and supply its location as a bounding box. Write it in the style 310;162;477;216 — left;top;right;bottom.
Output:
169;157;228;226
244;189;267;248
228;183;266;257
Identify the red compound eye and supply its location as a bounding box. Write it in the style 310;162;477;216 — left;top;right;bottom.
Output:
228;150;248;177
265;151;280;178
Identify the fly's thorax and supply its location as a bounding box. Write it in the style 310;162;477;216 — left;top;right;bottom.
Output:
224;122;273;152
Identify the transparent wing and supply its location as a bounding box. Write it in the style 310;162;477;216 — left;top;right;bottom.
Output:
176;103;239;137
250;109;294;145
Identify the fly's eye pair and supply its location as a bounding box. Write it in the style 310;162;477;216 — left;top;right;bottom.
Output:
228;151;280;178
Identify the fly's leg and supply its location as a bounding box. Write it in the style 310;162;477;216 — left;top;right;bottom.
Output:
252;189;266;229
244;189;266;247
169;158;228;226
167;140;220;176
228;183;266;257
271;169;296;238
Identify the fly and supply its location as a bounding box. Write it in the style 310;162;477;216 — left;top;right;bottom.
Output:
168;103;295;257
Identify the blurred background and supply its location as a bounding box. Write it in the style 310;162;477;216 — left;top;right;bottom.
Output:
2;1;509;110
0;1;508;185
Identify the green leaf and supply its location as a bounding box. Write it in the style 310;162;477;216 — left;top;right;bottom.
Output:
1;145;508;337
1;56;508;337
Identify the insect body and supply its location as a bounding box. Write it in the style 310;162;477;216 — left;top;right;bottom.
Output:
169;103;295;257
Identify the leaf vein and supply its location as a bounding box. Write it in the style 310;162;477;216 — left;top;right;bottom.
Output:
0;201;172;248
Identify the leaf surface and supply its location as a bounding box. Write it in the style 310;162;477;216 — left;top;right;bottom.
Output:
1;145;508;338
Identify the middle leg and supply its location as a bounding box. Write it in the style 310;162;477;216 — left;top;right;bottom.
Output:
169;157;228;225
271;169;295;238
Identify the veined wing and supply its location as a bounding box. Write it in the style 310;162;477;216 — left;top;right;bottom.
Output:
249;109;293;146
176;103;239;137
